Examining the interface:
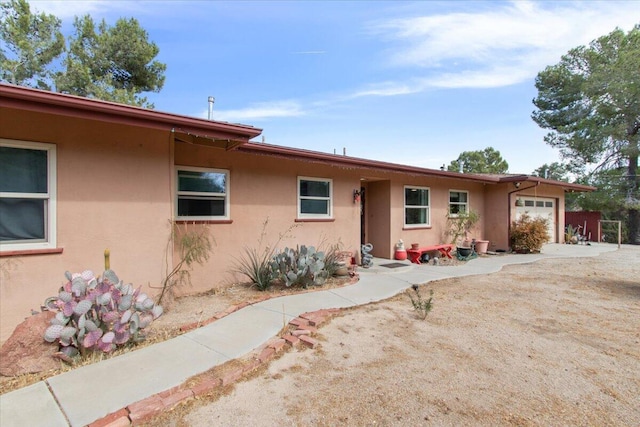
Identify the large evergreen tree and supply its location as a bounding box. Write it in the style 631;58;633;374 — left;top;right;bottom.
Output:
0;1;166;108
532;25;640;244
532;162;571;181
55;15;166;108
447;147;509;174
0;0;64;89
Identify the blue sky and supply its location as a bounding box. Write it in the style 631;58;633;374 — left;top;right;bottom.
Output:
29;0;640;174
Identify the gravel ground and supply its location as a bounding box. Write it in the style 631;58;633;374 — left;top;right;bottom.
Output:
150;246;640;426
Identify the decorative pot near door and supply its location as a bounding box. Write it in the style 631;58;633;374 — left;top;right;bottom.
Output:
475;240;489;254
394;240;407;260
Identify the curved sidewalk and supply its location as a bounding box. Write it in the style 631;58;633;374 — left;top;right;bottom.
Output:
0;243;619;427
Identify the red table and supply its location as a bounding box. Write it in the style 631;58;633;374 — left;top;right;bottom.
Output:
406;244;454;264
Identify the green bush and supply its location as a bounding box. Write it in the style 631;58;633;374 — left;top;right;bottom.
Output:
510;213;550;253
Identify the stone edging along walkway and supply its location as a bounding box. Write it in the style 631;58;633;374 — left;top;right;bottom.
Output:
88;274;362;427
89;308;343;427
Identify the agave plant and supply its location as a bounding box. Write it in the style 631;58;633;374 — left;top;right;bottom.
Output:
44;269;163;358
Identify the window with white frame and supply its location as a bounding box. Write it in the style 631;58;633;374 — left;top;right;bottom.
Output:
298;177;332;218
176;166;229;220
0;139;57;250
449;190;469;216
404;186;430;227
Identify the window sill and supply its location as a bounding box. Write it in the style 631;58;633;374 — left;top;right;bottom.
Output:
0;247;64;257
403;226;432;230
174;220;233;225
295;218;335;223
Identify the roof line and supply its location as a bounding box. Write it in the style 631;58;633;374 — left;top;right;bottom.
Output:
1;84;594;192
0;83;262;139
239;143;595;191
239;142;500;184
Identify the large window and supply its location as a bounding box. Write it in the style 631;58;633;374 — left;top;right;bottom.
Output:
449;190;469;216
298;177;332;218
0;139;57;251
404;186;430;227
176;166;229;220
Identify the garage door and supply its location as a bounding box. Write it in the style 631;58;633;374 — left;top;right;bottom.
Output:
515;197;556;242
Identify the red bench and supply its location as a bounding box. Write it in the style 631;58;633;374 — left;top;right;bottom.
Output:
406;244;454;264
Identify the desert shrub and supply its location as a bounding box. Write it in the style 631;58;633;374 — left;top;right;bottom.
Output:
445;210;480;245
234;245;278;291
156;222;213;304
271;245;328;288
407;284;434;320
319;241;347;277
44;269;163;359
233;218;299;291
510;213;550;253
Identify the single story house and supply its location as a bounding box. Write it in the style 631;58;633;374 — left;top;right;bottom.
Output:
0;84;594;342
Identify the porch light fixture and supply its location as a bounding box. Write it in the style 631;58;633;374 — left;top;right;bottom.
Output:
514;182;521;189
353;189;361;204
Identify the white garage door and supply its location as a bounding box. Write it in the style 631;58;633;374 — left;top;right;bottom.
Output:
515;197;556;242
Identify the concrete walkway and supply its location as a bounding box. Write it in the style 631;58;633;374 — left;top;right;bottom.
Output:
0;243;619;427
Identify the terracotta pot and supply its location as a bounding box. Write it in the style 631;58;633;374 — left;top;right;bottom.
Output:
411;243;420;250
475;239;489;254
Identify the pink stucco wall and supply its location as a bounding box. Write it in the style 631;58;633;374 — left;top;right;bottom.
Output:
0;104;572;344
172;143;363;292
0;108;172;342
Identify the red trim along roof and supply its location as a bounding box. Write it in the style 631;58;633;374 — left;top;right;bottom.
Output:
1;84;594;193
240;142;596;192
0;83;262;141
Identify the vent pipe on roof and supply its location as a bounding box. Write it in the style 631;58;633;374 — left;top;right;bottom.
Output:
459;160;464;173
207;96;215;120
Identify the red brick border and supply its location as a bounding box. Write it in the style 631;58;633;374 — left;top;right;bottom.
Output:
88;306;344;426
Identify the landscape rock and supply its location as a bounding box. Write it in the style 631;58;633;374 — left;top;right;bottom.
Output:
0;311;59;376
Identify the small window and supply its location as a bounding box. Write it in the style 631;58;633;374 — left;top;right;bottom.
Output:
524;200;535;207
449;190;468;216
0;139;57;251
298;177;332;218
176;166;229;219
545;201;553;208
536;201;544;207
405;186;430;227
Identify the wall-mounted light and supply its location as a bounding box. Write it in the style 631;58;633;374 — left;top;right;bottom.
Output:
514;182;521;189
353;189;361;204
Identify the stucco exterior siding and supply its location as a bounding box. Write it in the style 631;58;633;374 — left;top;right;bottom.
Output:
173;143;362;292
0;108;172;342
0;85;594;344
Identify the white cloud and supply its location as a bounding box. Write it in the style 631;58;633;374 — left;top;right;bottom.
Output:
367;0;640;90
348;81;421;98
203;100;305;122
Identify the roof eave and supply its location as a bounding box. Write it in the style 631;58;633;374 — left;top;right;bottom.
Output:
498;175;596;192
239;142;499;183
0;83;262;141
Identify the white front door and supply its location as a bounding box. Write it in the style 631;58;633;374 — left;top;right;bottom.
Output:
515;197;556;242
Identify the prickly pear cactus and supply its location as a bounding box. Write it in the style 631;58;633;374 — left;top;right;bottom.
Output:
272;245;329;288
43;269;163;358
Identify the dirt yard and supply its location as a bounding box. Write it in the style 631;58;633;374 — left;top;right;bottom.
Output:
148;246;640;426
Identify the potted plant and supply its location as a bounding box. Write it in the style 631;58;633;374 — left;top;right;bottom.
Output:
446;210;480;255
